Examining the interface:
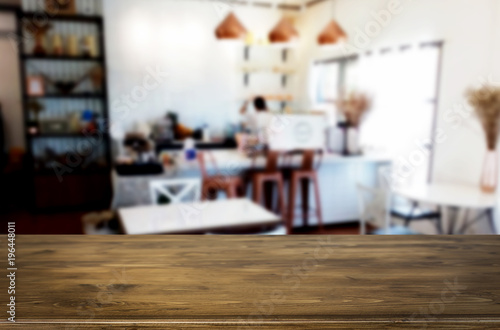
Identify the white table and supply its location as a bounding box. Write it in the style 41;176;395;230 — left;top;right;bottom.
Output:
118;198;282;235
395;183;497;234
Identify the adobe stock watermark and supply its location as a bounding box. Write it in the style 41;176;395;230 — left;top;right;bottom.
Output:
340;0;410;55
408;277;467;329
212;1;235;19
52;66;168;182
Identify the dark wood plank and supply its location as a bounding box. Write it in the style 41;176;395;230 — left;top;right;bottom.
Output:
1;236;499;328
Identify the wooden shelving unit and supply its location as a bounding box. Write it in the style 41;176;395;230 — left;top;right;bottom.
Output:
17;9;112;210
21;12;103;23
24;93;104;99
242;45;295;111
21;54;104;61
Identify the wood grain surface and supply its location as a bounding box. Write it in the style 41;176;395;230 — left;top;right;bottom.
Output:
0;235;499;328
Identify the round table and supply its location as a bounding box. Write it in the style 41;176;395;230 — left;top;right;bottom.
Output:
395;183;497;234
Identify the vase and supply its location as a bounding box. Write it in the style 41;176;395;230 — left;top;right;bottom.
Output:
33;35;46;56
347;127;360;155
480;149;498;194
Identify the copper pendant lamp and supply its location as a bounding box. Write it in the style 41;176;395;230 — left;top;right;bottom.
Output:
215;12;247;40
318;20;347;45
269;17;299;43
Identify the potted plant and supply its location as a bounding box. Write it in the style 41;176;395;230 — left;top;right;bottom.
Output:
336;91;371;155
466;85;500;193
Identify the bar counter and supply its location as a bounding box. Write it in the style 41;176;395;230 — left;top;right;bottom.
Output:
1;236;499;328
113;150;391;225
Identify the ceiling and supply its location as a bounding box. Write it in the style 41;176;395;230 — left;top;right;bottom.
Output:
0;0;327;10
225;0;328;9
252;0;312;4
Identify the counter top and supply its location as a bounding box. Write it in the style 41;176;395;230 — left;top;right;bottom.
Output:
155;138;237;152
168;149;391;172
3;236;500;328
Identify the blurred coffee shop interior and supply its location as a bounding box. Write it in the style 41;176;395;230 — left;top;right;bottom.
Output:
0;0;499;235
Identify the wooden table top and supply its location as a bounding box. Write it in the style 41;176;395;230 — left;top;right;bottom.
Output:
2;236;500;329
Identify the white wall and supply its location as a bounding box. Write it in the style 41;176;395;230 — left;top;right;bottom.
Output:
0;12;24;151
104;0;295;136
300;0;500;186
295;0;333;110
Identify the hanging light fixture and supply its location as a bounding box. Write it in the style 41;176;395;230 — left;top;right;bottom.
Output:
318;20;347;45
215;12;247;40
317;0;347;45
269;16;299;43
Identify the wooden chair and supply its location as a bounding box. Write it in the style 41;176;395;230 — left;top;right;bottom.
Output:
251;150;286;218
286;149;324;234
198;151;245;200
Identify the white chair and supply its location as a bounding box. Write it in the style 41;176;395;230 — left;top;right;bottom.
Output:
149;178;201;205
357;183;417;235
149;178;285;235
378;165;442;233
357;183;391;235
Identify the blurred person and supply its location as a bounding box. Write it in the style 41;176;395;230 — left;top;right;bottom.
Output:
240;96;273;143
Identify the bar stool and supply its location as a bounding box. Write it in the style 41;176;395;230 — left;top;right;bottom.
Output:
251;150;286;221
287;149;324;233
197;151;245;200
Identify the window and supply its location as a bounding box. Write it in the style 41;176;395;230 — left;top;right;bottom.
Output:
313;43;442;186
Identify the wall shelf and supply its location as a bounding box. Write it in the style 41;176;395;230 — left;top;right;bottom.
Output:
22;55;104;62
21;12;103;24
28;132;109;139
242;45;295;93
24;93;104;99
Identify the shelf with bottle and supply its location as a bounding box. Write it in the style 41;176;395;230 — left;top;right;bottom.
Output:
24;92;104;100
23;55;104;61
21;0;103;17
26;99;107;138
25;61;104;97
21;12;103;23
29;132;109;139
31;135;109;172
22;16;102;59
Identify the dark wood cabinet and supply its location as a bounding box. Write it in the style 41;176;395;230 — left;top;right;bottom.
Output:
34;173;111;209
16;10;112;210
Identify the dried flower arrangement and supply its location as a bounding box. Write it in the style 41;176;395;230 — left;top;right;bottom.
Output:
466;85;500;150
336;92;372;127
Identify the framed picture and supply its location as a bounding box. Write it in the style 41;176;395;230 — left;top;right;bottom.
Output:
45;0;76;16
26;76;45;97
